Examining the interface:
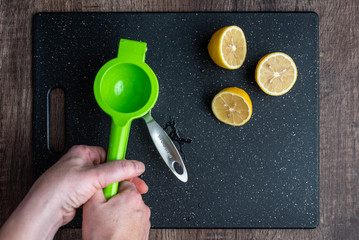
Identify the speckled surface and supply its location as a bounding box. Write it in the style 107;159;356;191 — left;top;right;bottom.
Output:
33;13;319;228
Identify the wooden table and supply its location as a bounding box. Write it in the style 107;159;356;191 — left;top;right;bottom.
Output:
1;1;358;239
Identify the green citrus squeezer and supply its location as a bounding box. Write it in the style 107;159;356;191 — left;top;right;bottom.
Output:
93;39;159;200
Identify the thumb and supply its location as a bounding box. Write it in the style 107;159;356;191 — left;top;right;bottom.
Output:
93;160;145;189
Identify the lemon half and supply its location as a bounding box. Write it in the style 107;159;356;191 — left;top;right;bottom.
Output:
255;52;298;96
208;25;247;69
211;87;252;126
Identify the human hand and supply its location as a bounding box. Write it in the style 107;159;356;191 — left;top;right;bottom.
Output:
82;180;151;240
0;145;147;240
33;145;147;224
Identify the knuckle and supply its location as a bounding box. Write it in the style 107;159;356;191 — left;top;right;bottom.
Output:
124;187;142;202
147;220;151;232
91;168;106;189
72;145;92;158
116;160;135;176
117;160;128;171
144;205;151;219
70;144;85;153
132;190;143;202
66;145;88;163
78;145;92;157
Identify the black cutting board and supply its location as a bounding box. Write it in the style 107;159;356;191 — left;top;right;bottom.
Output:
33;12;319;228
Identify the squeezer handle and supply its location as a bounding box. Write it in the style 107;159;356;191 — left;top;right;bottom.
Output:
143;114;188;182
103;121;131;200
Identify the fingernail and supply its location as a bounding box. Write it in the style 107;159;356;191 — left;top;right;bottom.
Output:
135;161;145;174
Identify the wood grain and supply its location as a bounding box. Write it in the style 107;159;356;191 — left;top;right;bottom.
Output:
1;0;359;239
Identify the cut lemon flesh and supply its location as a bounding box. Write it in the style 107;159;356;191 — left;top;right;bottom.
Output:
211;87;252;126
208;25;247;69
255;52;297;96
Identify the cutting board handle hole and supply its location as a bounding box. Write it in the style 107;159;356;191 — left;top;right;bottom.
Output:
47;87;66;153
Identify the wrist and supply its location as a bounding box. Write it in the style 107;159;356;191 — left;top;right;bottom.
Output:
0;185;63;240
25;185;64;228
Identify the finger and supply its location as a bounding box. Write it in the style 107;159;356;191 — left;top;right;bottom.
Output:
93;160;145;189
105;181;141;204
86;189;107;204
118;180;138;193
67;145;107;165
131;177;149;194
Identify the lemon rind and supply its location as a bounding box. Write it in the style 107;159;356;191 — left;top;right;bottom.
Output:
211;91;252;126
255;52;297;96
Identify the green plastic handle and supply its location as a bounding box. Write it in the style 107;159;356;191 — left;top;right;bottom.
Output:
103;121;131;200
